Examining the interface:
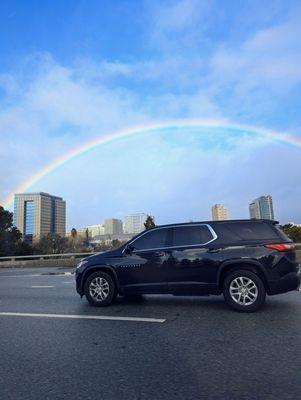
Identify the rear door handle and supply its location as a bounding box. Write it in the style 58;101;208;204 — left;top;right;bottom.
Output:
208;248;221;253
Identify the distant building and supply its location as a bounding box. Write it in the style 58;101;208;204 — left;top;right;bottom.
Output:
13;192;66;241
104;218;123;235
211;204;228;221
86;224;105;238
249;195;274;220
124;213;148;234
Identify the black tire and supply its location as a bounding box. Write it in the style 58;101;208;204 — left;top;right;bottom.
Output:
84;271;116;307
223;269;266;312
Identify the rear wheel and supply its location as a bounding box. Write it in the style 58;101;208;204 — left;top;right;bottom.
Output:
84;271;116;307
223;269;266;312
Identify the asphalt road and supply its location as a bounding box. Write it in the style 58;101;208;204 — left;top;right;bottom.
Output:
0;267;300;400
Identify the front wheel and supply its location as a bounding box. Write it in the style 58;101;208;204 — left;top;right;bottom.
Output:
84;271;116;307
223;270;266;312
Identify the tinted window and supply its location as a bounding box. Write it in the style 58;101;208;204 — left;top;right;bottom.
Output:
131;228;168;250
217;222;280;241
172;225;214;247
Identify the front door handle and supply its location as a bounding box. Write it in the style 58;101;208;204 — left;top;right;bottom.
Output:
154;251;165;257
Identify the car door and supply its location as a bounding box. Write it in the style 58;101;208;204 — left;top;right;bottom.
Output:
166;224;218;294
118;227;172;294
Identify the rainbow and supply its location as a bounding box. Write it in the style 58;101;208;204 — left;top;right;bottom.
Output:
2;118;301;208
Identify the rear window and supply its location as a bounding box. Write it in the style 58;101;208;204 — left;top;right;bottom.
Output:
216;221;281;241
172;225;214;247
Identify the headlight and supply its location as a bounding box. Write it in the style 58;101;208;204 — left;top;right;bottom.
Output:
76;260;88;270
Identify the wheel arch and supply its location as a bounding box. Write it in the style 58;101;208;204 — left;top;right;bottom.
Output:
218;260;270;294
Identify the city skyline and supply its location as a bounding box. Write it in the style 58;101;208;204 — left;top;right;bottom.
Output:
11;190;299;238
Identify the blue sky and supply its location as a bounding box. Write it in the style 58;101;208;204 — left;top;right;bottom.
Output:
0;0;301;228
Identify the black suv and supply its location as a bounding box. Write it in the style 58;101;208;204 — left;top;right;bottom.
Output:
75;219;300;312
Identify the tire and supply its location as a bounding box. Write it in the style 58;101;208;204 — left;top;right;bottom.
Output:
223;269;266;312
84;271;116;307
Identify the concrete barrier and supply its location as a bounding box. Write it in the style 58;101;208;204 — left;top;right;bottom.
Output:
0;258;79;269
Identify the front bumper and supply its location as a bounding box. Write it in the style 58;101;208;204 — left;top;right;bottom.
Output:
268;270;301;295
75;271;84;297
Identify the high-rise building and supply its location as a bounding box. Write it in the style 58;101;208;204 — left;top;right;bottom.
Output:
123;213;148;234
13;192;66;241
211;204;228;221
249;195;274;220
103;218;123;235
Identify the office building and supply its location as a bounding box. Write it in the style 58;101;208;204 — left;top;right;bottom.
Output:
211;204;228;221
86;224;105;238
249;195;274;220
124;213;148;234
104;218;123;235
13;192;66;241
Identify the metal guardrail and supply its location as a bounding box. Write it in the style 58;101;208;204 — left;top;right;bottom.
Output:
0;252;96;262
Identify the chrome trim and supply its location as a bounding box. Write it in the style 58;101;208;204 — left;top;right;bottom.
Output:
122;224;218;254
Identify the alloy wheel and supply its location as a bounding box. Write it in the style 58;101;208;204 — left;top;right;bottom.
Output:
89;277;110;301
229;276;258;306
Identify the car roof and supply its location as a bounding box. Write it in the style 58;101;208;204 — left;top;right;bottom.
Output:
147;219;279;230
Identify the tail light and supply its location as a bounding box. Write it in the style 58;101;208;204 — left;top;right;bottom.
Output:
264;243;295;252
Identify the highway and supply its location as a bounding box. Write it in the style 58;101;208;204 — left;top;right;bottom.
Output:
0;267;300;400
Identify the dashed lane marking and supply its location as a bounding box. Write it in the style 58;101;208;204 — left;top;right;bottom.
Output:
0;312;166;323
31;286;55;288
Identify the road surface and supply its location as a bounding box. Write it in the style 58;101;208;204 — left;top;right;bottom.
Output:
0;267;300;400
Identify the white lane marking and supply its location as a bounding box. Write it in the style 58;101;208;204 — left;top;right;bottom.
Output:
31;286;55;288
0;312;166;323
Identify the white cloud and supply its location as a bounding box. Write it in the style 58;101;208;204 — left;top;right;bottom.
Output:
147;0;210;53
210;15;301;92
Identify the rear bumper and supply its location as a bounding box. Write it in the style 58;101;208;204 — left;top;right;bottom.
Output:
268;270;300;295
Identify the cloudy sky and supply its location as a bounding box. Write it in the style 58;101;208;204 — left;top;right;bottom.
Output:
0;0;301;228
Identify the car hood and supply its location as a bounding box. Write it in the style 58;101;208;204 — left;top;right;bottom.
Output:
84;247;124;263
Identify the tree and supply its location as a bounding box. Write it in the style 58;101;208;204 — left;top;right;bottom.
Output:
33;233;69;254
280;224;301;243
0;206;32;256
144;215;155;230
71;228;77;238
111;239;122;249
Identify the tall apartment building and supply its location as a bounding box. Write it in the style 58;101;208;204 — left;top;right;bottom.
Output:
249;195;274;220
211;204;228;221
13;192;66;241
124;213;148;234
103;218;123;235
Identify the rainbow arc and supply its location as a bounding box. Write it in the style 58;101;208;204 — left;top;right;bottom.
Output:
2;119;301;208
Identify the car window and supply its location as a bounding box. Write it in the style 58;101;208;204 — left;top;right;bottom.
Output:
172;225;214;247
131;228;168;251
217;222;280;241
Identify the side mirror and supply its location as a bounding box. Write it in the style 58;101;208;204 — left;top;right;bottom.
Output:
124;244;134;254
